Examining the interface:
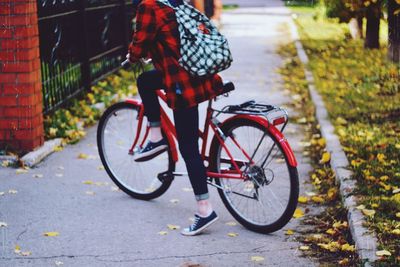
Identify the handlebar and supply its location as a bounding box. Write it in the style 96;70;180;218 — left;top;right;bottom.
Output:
121;58;153;67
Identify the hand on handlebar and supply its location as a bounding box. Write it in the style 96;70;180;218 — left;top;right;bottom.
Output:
122;54;153;67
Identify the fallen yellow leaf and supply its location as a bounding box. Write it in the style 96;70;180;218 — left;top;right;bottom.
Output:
376;250;391;257
227;232;238;237
225;221;237;226
333;221;348;229
320;152;330;164
32;174;44;178
285;229;294;235
14;245;21;254
327;188;338;200
326;228;336;235
85;191;95;195
341;243;355;252
0;192;4;196
311;234;323;241
362;209;376;217
158;231;168;235
16;169;28;174
0;222;7;227
1;160;10;167
336;117;347;125
77;153;89;159
317;138;326;147
338;258;349;265
8;189;18;194
53;146;63;152
298;196;308;204
299;245;310;251
318;241;340;252
311;195;325;203
43;232;59;237
396;212;400;218
97;166;105;171
376;153;385;163
250;256;265;262
82;180;94;185
391;229;400;235
167;224;180;230
293;208;304;219
356;204;365;210
55;261;64;266
169;199;179;204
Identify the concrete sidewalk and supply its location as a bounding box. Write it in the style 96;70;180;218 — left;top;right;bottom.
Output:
0;1;318;266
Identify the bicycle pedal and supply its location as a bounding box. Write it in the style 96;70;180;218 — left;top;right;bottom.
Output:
157;171;174;183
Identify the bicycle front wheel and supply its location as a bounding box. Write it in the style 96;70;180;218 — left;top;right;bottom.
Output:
209;118;299;233
97;102;175;200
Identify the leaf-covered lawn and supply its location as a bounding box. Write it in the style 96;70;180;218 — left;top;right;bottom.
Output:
289;10;400;265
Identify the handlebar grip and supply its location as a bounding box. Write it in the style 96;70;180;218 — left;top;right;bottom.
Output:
121;59;131;67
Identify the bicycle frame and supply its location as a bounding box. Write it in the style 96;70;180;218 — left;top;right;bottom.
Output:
125;90;297;182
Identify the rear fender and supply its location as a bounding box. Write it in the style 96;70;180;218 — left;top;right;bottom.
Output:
221;115;297;167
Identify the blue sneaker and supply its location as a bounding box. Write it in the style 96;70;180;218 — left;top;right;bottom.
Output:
181;211;219;236
134;139;168;162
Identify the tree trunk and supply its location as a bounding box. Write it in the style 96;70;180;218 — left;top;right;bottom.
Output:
357;15;364;39
349;17;363;39
364;3;381;49
388;0;400;62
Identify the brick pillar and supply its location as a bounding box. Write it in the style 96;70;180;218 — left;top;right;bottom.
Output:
0;0;44;153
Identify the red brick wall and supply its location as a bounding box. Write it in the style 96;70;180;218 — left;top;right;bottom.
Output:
0;0;44;152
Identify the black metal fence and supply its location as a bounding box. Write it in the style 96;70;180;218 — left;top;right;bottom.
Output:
37;0;135;114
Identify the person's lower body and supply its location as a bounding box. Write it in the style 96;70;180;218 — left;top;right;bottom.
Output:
135;70;218;235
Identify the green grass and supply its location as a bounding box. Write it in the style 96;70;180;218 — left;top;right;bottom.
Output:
222;4;238;11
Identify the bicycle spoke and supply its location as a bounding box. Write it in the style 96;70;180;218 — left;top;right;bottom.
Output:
98;103;174;199
215;120;296;229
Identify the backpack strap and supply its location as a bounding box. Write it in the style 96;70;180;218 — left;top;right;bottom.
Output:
156;0;176;9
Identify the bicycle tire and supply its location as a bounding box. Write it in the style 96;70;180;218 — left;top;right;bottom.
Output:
209;117;299;233
97;101;175;200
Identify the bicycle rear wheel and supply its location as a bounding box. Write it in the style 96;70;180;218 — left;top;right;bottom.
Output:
97;102;174;200
209;118;299;233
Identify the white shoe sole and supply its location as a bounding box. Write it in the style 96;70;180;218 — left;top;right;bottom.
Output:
133;145;168;162
180;216;219;236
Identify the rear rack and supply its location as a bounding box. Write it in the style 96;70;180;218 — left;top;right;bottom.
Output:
212;100;289;131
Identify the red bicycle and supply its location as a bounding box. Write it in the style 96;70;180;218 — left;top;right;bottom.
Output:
97;75;299;234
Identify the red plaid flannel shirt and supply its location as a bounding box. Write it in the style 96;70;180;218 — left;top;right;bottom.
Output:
128;0;224;109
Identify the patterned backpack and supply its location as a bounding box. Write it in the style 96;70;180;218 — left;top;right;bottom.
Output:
157;0;233;77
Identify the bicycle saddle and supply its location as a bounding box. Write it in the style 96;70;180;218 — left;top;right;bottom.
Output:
221;81;235;94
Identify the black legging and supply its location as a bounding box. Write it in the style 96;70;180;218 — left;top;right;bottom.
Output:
137;70;209;200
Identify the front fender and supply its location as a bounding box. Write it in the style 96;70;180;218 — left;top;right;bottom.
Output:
221;115;297;167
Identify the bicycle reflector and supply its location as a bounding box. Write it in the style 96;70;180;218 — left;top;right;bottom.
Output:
272;117;286;126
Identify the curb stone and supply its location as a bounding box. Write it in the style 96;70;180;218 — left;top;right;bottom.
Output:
20;138;63;168
287;17;378;266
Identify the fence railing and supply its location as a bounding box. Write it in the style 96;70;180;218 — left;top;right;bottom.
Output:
37;0;135;114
